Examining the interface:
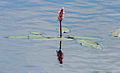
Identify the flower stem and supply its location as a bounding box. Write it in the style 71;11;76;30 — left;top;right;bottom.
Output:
60;21;62;38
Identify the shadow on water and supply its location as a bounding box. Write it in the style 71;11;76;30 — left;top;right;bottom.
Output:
56;41;63;64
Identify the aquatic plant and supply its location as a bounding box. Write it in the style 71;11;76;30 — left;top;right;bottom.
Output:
6;7;103;64
7;7;102;50
112;29;120;37
58;7;64;38
93;71;112;73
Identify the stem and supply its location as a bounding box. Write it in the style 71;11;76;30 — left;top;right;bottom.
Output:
60;21;62;38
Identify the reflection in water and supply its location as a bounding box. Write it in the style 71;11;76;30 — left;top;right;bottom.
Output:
56;41;63;64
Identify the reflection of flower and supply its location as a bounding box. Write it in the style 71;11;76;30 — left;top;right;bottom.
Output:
56;50;63;64
58;7;64;21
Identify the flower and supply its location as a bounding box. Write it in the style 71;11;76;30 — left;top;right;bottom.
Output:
58;7;64;21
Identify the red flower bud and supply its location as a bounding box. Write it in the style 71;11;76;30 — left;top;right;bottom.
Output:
58;7;64;21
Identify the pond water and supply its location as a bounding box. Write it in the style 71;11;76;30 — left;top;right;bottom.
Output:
0;0;120;73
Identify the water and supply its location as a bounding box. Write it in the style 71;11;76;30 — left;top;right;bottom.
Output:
0;0;120;73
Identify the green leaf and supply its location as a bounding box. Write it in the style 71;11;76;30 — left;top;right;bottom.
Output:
8;35;42;38
69;36;100;40
30;32;44;35
93;71;111;73
112;29;120;37
57;27;70;33
34;37;74;41
77;40;102;50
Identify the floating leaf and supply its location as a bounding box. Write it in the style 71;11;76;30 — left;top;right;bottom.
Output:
112;29;120;37
77;40;102;50
8;35;42;38
57;27;70;33
30;32;44;35
34;37;74;41
69;36;100;40
93;71;111;73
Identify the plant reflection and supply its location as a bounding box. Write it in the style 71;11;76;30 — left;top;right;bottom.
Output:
56;41;63;64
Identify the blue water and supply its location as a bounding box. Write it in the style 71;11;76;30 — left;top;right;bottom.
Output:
0;0;120;73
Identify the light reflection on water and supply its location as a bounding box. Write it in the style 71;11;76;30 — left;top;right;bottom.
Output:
0;0;120;73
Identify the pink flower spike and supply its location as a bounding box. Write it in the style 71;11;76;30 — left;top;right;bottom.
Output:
58;7;64;21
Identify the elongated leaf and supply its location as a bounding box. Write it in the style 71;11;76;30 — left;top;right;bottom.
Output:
112;29;120;37
77;40;102;50
57;27;70;33
69;36;100;40
34;37;74;41
93;71;111;73
8;35;42;38
30;32;44;35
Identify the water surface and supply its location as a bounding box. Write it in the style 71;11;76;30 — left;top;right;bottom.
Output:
0;0;120;73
